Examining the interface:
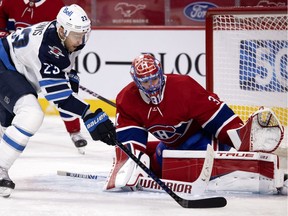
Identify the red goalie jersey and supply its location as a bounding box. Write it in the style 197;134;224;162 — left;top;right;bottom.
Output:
0;0;64;37
116;74;244;150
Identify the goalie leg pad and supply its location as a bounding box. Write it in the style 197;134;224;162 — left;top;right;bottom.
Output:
162;150;284;194
104;143;149;191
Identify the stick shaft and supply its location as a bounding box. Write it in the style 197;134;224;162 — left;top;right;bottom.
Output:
79;85;116;107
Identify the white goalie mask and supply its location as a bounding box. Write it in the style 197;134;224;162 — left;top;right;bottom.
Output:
56;4;91;44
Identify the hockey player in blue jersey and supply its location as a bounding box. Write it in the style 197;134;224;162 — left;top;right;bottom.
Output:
0;4;116;197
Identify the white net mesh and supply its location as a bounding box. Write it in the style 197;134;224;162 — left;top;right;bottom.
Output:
209;9;287;154
212;12;287;126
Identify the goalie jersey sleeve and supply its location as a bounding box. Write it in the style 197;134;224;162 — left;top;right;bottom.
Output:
115;74;243;148
2;21;89;118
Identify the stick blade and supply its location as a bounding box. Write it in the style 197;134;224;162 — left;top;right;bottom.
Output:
178;197;227;208
57;170;67;176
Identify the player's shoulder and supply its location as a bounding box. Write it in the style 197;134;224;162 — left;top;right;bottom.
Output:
117;82;138;99
37;21;70;69
166;74;196;85
116;82;140;106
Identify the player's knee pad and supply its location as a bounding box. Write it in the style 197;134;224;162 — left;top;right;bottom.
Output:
12;94;44;134
104;143;149;191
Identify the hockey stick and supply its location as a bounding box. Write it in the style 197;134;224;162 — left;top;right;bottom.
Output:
57;171;206;195
57;170;106;180
114;139;227;208
57;146;214;195
79;85;116;107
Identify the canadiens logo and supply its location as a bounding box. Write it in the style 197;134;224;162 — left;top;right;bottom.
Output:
48;46;65;58
148;120;192;144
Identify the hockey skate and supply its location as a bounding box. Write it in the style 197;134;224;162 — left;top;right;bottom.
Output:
0;167;15;198
70;132;87;155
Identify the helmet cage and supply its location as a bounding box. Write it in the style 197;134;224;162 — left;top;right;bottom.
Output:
130;55;165;104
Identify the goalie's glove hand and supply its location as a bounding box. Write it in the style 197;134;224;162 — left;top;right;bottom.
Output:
84;108;116;146
68;69;80;93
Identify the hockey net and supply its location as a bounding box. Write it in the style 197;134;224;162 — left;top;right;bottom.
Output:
205;6;288;156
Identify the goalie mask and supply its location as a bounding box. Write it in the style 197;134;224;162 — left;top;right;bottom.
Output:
56;4;91;44
130;54;165;105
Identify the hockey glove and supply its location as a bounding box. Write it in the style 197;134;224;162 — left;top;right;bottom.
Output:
68;69;80;93
84;108;116;146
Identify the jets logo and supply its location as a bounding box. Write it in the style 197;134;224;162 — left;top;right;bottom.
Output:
48;46;65;58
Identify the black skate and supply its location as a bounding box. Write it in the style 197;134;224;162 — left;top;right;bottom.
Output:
70;132;88;154
0;167;15;198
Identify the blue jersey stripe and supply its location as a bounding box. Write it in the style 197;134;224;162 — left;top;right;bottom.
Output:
3;134;25;152
39;79;68;87
203;104;236;135
117;127;148;145
45;89;73;101
15;126;33;137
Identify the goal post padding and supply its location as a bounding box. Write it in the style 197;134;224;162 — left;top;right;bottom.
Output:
205;6;287;126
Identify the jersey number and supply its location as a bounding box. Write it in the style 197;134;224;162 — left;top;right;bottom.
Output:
43;63;60;75
11;28;31;48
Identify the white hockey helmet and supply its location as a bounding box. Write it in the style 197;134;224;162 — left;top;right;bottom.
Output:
56;4;91;42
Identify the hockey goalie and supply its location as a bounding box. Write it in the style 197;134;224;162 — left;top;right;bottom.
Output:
104;54;287;195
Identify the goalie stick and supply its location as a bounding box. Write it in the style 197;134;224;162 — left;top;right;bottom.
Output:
77;85;227;208
113;139;227;208
57;144;215;195
57;172;207;195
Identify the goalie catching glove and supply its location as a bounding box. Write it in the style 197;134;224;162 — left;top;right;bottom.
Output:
227;107;284;152
84;108;116;145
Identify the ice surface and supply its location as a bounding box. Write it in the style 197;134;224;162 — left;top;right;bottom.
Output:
0;116;287;216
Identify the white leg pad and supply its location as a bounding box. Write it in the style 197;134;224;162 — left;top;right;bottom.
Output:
104;143;149;191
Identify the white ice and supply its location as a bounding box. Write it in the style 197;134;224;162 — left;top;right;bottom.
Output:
0;116;287;216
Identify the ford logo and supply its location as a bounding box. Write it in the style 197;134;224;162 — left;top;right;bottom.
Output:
184;2;217;22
